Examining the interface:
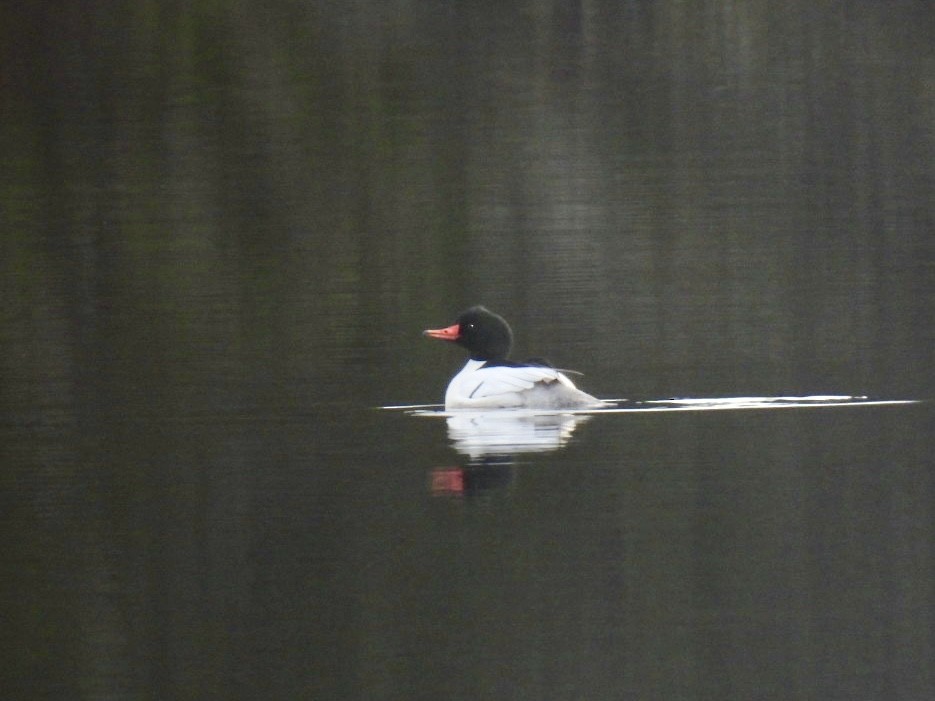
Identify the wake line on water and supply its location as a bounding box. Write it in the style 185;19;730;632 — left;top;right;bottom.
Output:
592;396;919;414
380;395;921;415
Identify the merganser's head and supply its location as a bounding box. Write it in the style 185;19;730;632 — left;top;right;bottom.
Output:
423;306;513;361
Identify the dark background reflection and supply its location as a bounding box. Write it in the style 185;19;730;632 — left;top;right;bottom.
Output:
1;2;932;699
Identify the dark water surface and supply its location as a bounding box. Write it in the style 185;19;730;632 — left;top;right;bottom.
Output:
2;2;933;699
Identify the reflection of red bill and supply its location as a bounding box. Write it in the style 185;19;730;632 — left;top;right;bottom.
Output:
430;468;465;496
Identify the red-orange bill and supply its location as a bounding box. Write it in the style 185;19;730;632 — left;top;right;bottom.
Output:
423;324;460;341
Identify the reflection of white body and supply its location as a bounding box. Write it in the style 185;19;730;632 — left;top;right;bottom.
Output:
446;410;590;458
445;359;603;410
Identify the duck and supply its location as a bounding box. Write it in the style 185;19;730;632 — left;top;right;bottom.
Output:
423;306;604;410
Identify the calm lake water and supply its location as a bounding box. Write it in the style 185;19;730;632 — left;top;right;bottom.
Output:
2;2;933;699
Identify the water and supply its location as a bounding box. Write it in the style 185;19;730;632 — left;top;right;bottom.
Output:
2;2;933;699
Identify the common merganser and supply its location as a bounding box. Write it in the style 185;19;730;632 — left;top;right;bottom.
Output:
423;306;603;410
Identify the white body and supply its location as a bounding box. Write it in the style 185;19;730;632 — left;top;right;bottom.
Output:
444;359;603;410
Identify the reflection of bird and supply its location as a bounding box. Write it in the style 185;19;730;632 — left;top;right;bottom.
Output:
423;306;603;410
445;411;590;458
430;457;515;497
